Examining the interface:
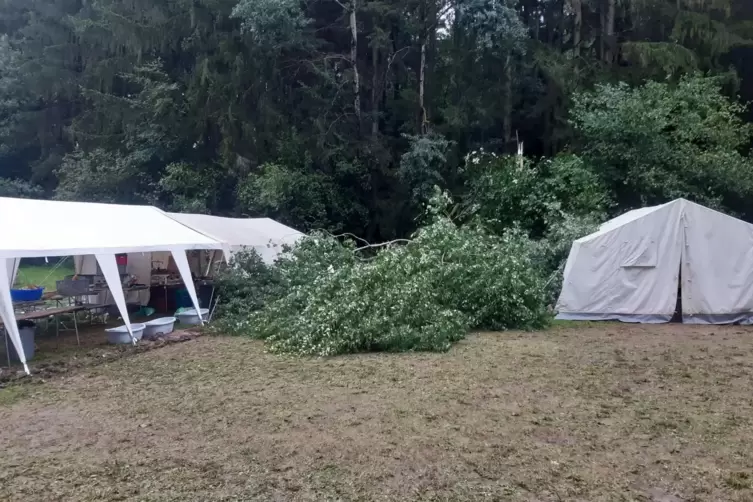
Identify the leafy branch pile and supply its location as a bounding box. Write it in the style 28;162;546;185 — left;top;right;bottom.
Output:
215;193;551;356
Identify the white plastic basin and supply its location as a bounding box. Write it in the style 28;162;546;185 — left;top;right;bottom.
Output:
105;323;145;344
144;317;176;337
175;308;209;326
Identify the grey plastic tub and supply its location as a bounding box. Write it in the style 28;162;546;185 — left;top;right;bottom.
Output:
143;317;176;337
175;308;209;326
9;324;35;361
105;323;145;344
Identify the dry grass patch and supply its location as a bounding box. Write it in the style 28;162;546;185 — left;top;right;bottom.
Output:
2;324;753;501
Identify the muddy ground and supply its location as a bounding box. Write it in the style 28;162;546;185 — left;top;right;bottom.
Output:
1;323;753;501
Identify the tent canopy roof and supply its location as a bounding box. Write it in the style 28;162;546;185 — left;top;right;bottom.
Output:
576;200;675;244
0;197;222;259
165;212;303;249
576;198;752;245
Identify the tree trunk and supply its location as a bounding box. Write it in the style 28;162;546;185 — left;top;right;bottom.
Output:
350;2;361;121
601;0;615;63
558;0;566;51
371;43;379;138
503;53;513;148
546;1;556;45
419;39;427;134
572;0;582;56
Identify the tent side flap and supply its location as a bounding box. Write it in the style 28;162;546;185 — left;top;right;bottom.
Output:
555;312;674;323
555;199;684;322
680;201;753;324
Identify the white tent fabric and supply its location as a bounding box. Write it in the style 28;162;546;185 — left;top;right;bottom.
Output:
165;212;304;264
0;260;28;374
5;258;19;287
0;197;223;372
556;199;753;324
74;254;152;306
680;201;753;324
170;248;203;319
96;254;137;343
0;198;222;258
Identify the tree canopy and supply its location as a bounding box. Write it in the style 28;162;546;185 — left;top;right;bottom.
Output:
1;0;753;239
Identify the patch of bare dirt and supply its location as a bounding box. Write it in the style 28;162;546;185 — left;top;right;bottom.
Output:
0;328;203;386
1;323;753;501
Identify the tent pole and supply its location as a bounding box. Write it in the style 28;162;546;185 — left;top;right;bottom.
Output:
0;259;29;375
204;250;215;278
95;254;136;344
4;327;10;370
207;285;215;311
208;295;220;322
170;249;204;325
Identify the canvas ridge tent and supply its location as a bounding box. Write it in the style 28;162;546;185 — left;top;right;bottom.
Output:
0;197;222;374
556;198;753;324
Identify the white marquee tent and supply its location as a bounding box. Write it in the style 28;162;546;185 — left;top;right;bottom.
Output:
0;197;222;373
165;212;304;264
71;212;304;308
556;198;753;324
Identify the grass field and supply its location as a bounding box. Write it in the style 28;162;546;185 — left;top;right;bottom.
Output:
13;262;75;291
2;324;753;501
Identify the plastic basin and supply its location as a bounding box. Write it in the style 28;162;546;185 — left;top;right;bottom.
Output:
175;308;209;326
105;323;145;344
143;317;176;337
10;287;45;302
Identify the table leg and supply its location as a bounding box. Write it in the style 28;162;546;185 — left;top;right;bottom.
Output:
207;285;215;311
73;312;80;346
4;327;10;370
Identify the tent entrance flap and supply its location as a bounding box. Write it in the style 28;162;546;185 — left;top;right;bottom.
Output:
670;264;682;323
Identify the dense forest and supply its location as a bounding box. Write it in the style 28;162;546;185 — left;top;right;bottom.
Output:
1;0;753;241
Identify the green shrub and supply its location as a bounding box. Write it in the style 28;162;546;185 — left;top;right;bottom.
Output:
571;75;753;214
459;151;606;306
530;212;602;305
461;152;609;238
213;249;284;335
461;153;550;236
213;234;357;336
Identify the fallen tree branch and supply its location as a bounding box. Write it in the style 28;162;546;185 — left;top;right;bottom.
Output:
354;239;411;252
310;229;371;247
311;229;411;252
